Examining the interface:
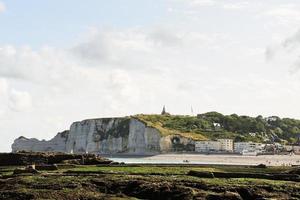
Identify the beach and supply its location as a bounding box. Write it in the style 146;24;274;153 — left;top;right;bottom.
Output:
109;154;300;166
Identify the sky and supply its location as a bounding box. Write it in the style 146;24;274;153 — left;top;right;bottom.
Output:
1;0;300;152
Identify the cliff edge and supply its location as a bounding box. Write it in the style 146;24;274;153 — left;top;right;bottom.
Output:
12;116;196;154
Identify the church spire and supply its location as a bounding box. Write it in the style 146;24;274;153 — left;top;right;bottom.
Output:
161;105;170;115
161;105;166;115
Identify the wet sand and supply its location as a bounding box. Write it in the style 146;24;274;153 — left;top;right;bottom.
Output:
109;154;300;166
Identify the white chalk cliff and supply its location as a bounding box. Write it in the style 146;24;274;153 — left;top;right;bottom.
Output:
12;131;69;153
12;117;195;154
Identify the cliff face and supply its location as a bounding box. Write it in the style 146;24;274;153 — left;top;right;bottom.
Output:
12;117;195;154
12;131;69;153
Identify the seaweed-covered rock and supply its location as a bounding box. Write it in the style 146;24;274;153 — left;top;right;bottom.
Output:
236;188;261;200
0;152;111;166
206;192;242;200
92;179;194;200
35;164;58;171
188;170;215;178
13;167;38;175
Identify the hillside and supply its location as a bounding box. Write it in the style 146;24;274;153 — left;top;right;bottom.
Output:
134;112;300;144
13;112;300;154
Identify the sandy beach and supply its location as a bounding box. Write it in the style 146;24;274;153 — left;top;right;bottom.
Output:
109;154;300;166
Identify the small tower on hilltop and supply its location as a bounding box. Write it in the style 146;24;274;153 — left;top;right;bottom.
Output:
161;105;170;115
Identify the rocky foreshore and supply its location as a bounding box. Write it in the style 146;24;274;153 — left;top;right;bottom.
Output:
0;151;112;166
1;159;300;199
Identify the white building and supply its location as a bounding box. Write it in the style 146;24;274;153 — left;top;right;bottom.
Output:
195;141;221;152
195;139;233;152
234;142;264;153
218;139;233;152
293;146;300;154
284;145;300;154
213;123;221;128
285;145;293;151
213;123;221;130
266;116;278;122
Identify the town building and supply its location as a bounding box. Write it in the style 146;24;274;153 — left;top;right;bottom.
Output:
284;145;293;152
284;145;300;154
213;123;221;131
234;142;264;153
218;139;233;152
195;139;233;153
293;146;300;154
195;141;221;152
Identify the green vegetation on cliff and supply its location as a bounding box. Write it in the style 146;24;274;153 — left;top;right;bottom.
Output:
134;112;300;143
134;114;207;141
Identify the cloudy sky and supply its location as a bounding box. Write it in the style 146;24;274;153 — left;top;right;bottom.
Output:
1;0;300;152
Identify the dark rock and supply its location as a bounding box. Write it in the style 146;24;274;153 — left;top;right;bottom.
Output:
82;157;112;165
206;192;242;200
0;192;34;200
189;170;300;182
0;152;112;166
109;162;120;165
35;164;58;171
237;187;263;200
254;164;267;168
271;174;300;181
188;170;215;178
92;179;194;200
288;167;300;175
13;168;38;175
61;159;81;165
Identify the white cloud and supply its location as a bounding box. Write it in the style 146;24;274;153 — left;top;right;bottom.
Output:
170;0;254;11
0;45;84;91
263;4;300;24
70;28;152;68
8;89;32;112
0;26;235;121
188;0;215;7
222;2;250;11
265;29;300;71
148;27;183;47
265;47;274;61
0;79;33;115
108;69;140;104
0;1;5;13
283;29;300;49
2;0;300;151
0;78;8;95
0;78;8;118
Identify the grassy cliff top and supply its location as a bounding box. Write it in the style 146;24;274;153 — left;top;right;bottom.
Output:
133;114;208;141
133;112;300;143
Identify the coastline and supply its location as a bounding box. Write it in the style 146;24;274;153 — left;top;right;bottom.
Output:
103;153;300;166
